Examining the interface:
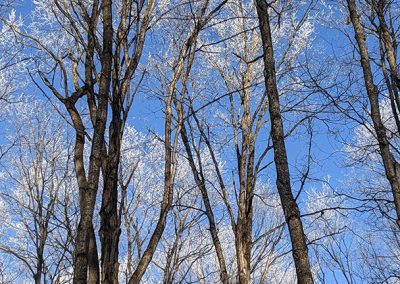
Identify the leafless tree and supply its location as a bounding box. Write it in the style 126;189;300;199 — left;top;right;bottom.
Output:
0;100;77;283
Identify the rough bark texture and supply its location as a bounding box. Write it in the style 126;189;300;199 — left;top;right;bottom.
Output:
73;0;113;282
255;1;314;283
347;0;400;228
98;1;153;281
99;108;121;284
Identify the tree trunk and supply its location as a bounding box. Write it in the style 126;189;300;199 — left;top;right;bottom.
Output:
255;1;314;283
73;0;113;282
100;107;122;284
88;225;100;284
34;251;43;284
235;222;252;284
180;124;230;284
347;0;400;228
374;0;400;92
128;85;176;284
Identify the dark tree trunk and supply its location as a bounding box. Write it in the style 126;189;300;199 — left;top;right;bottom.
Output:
255;1;314;283
34;251;43;284
100;106;122;284
73;0;113;282
347;0;400;228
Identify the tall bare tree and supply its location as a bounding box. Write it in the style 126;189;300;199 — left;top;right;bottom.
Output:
255;1;314;283
5;0;155;282
346;0;400;229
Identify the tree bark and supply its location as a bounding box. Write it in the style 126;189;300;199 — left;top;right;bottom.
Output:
128;87;176;284
73;0;113;282
255;1;314;283
99;103;122;284
347;0;400;228
99;1;154;281
373;0;400;92
180;125;230;284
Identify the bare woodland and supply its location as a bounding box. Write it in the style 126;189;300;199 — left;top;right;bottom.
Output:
0;0;399;283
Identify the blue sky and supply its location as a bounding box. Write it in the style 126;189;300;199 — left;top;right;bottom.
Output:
1;1;395;283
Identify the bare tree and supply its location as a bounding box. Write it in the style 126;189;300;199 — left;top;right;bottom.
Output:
0;99;76;283
5;0;400;283
255;1;313;283
346;0;400;229
4;0;156;282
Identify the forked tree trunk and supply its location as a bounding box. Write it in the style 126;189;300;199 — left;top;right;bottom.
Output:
98;1;154;281
180;125;230;284
73;0;113;282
